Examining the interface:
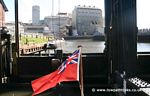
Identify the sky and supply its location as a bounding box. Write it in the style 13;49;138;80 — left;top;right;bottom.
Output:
3;0;150;29
4;0;104;22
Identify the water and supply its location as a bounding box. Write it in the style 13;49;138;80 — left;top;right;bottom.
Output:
55;39;150;53
56;39;105;53
137;43;150;52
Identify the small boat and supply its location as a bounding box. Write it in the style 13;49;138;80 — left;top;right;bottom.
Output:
43;40;57;50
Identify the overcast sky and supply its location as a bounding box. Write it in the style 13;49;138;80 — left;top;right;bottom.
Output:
4;0;150;29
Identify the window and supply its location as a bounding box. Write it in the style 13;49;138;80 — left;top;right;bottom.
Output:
4;0;105;54
137;0;150;52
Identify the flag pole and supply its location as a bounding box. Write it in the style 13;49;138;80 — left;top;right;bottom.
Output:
78;45;84;96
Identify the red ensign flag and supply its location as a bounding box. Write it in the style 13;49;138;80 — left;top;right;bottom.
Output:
31;49;81;96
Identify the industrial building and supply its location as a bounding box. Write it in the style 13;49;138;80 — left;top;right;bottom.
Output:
72;5;103;36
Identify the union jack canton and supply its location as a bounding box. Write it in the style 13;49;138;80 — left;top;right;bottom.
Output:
58;49;80;74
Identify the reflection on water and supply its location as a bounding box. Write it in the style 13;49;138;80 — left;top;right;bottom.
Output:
55;39;150;53
56;39;105;53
